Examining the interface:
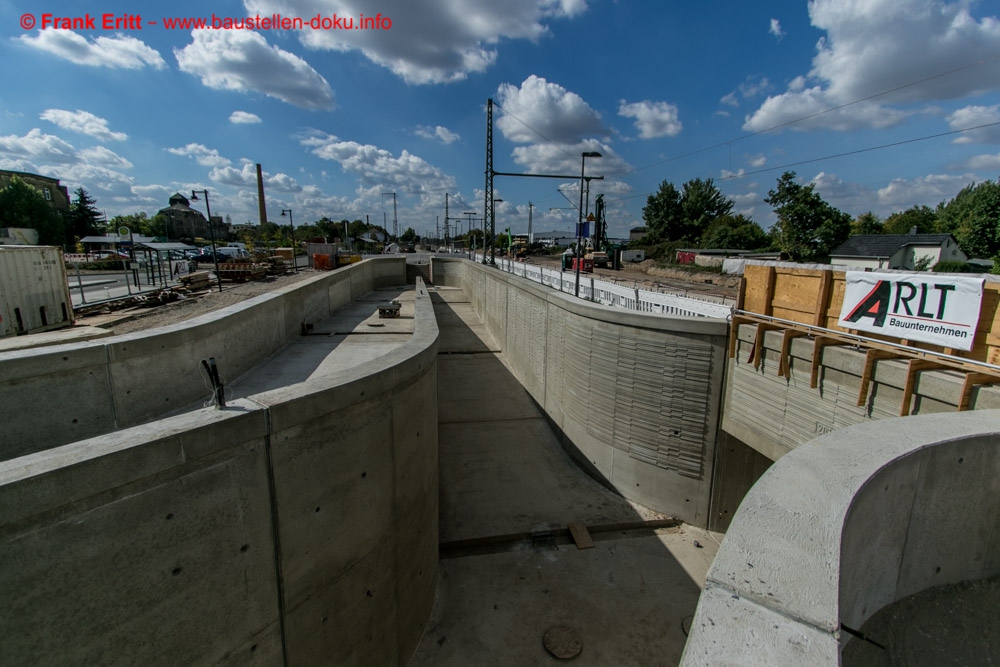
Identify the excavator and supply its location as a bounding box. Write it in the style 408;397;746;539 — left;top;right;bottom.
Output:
585;194;611;269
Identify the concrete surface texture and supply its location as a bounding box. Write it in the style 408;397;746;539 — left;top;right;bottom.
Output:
410;286;722;666
724;322;1000;462
0;257;407;460
680;410;1000;666
0;278;440;666
434;258;729;527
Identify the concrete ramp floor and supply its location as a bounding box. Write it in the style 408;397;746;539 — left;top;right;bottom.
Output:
410;287;721;667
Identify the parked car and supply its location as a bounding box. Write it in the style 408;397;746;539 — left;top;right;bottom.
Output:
192;250;232;263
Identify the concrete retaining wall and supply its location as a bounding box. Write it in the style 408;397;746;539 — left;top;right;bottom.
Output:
0;257;406;461
724;322;1000;461
680;410;1000;665
433;258;729;527
0;273;437;666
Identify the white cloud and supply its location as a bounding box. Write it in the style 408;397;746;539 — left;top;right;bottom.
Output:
496;75;604;144
175;30;334;110
875;173;980;210
947;105;1000;144
415;125;460;144
953;152;1000;171
0;129;78;165
769;18;785;40
246;0;589;84
618;100;682;139
40;109;127;142
79;146;133;170
720;92;739;108
745;0;1000;132
302;132;456;196
166;143;231;167
748;154;767;168
510;139;630;176
209;160;302;193
229;111;263;125
18;29;166;69
720;76;772;110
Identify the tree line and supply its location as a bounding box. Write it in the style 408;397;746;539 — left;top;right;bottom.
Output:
639;171;1000;265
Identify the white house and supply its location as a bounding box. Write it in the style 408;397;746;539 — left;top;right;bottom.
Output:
829;233;967;270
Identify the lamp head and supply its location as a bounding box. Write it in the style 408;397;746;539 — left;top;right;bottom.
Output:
582;151;602;158
190;191;199;200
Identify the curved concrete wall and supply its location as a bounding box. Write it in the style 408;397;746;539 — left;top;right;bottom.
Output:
680;410;1000;665
0;274;438;666
0;257;406;461
433;258;729;526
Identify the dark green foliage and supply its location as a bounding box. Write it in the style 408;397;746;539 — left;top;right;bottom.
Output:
701;214;770;250
765;171;852;263
0;175;64;245
883;205;936;235
936;180;1000;258
642;177;735;246
852;211;883;235
67;187;103;244
931;260;973;273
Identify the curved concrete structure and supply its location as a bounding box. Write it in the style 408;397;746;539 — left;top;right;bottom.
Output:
433;258;729;526
680;410;1000;665
0;264;438;665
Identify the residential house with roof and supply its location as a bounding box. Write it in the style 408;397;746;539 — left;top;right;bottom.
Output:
829;232;966;270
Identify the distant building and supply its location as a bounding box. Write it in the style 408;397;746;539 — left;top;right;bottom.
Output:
0;170;71;224
157;193;229;241
629;226;648;241
830;233;966;270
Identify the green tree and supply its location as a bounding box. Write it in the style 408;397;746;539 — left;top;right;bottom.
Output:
700;214;769;250
400;227;417;243
936;180;1000;258
0;175;64;245
765;171;852;262
851;211;883;235
680;178;733;241
67;187;103;244
883;205;937;235
642;180;683;242
109;212;164;238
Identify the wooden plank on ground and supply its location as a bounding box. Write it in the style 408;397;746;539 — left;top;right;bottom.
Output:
568;522;595;549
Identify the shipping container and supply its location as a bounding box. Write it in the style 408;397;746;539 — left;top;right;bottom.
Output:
0;246;74;337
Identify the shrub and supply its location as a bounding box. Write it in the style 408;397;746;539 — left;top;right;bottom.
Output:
931;260;973;273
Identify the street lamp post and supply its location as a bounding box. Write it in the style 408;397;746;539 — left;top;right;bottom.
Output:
190;189;223;293
464;211;477;258
280;209;298;273
575;152;601;297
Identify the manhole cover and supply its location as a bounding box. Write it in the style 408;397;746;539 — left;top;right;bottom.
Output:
543;625;582;660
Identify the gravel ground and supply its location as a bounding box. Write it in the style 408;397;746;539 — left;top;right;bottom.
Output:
74;270;319;335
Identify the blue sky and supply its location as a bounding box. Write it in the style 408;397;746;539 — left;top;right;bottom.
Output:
2;0;1000;239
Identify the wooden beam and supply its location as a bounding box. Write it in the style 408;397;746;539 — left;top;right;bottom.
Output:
958;372;1000;412
736;276;746;312
810;336;838;389
900;359;947;416
568;523;595;549
751;323;780;370
729;315;750;359
856;349;900;407
778;329;808;379
813;270;833;328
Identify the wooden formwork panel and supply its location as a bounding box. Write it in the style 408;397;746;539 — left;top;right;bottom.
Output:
741;263;1000;364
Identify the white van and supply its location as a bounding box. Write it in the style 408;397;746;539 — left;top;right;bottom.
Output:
216;246;247;260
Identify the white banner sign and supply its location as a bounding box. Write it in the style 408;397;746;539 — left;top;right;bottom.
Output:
838;271;984;351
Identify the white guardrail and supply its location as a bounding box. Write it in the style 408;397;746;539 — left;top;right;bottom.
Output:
472;254;734;319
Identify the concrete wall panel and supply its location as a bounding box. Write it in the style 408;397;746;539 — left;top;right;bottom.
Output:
0;342;114;459
451;260;728;526
0;405;280;666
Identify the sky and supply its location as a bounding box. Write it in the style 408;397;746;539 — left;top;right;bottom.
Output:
2;0;1000;240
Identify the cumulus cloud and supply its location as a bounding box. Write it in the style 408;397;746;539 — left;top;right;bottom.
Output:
40;109;127;142
510;139;629;176
79;146;133;170
18;29;166;69
952;152;1000;171
618;100;682;139
496;75;604;144
302;131;456;196
0;129;78;165
209;160;302;192
166;143;231;167
229;111;263;124
947;105;1000;144
415;125;460;144
769;18;785;40
175;30;334;110
744;0;1000;132
246;0;589;84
